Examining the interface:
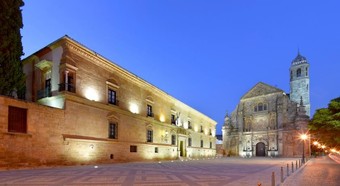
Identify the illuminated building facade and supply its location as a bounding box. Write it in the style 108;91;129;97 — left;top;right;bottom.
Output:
222;53;311;158
0;35;216;168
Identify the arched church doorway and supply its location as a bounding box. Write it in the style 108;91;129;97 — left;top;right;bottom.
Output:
256;142;266;156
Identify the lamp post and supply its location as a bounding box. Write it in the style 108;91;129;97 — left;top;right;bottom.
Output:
300;134;308;163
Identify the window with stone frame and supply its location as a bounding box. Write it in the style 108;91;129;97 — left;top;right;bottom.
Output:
188;120;192;129
188;138;192;147
147;104;153;117
59;70;76;93
108;88;117;105
171;134;176;145
258;103;263;111
108;122;118;139
297;68;301;77
171;114;176;125
254;103;268;112
130;145;137;152
200;140;204;148
147;129;153;142
8;106;27;133
210;142;212;149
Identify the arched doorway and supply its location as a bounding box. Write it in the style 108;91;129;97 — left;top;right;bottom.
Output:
256;142;266;156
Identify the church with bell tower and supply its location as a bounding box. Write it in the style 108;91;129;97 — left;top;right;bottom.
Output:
222;52;311;158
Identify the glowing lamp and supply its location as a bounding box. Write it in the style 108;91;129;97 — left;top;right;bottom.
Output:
84;88;99;101
160;115;165;122
129;103;139;114
313;141;319;146
300;134;308;140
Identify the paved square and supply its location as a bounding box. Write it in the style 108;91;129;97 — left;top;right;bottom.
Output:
0;157;299;185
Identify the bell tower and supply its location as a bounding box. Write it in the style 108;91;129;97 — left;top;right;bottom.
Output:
289;51;310;116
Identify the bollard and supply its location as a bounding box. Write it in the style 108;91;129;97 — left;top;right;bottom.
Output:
287;164;289;176
292;162;294;173
281;167;284;183
271;172;275;186
299;159;301;167
296;160;298;170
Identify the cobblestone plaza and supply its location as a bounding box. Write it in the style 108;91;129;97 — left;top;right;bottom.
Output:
0;157;300;186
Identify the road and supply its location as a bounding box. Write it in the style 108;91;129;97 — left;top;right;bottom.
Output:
284;154;340;186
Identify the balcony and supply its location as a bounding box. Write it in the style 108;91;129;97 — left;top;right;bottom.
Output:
147;112;154;117
109;99;119;106
58;83;76;93
171;120;176;125
37;87;51;99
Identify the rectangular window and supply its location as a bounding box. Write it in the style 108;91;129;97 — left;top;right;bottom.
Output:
171;135;176;145
209;129;212;135
59;71;76;93
8;106;27;133
200;125;204;133
108;89;117;105
147;105;153;117
171;114;176;125
155;147;158;153
130;145;137;152
201;140;204;148
188;121;192;129
188;138;192;147
210;142;212;149
147;130;153;142
108;123;118;139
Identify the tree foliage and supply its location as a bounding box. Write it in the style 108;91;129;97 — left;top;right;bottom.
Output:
309;97;340;148
0;0;25;98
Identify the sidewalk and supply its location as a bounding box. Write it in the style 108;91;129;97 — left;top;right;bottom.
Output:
283;155;340;186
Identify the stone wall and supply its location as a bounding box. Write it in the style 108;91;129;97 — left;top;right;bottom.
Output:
0;95;216;169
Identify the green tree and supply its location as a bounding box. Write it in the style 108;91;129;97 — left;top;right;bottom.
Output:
309;97;340;148
0;0;26;98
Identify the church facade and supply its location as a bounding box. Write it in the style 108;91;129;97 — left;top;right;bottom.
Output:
222;53;310;158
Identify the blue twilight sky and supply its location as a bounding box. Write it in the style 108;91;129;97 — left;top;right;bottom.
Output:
21;0;340;134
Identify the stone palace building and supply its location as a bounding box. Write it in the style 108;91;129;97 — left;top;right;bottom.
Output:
0;35;217;168
222;52;311;158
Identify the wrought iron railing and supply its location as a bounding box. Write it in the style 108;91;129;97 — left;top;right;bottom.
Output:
37;87;52;99
58;83;76;93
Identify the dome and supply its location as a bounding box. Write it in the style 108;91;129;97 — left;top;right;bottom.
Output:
292;52;308;65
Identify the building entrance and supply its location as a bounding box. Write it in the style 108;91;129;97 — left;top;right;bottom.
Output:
256;142;265;156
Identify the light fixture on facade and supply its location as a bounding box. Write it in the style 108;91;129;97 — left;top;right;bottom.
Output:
129;103;139;114
84;88;99;101
159;114;165;122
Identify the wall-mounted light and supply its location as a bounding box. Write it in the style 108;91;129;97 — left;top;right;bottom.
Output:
159;114;165;122
84;87;99;101
129;103;139;114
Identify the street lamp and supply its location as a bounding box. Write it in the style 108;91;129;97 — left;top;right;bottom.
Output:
300;134;308;163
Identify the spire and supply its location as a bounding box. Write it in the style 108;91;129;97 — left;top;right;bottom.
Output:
225;110;229;118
